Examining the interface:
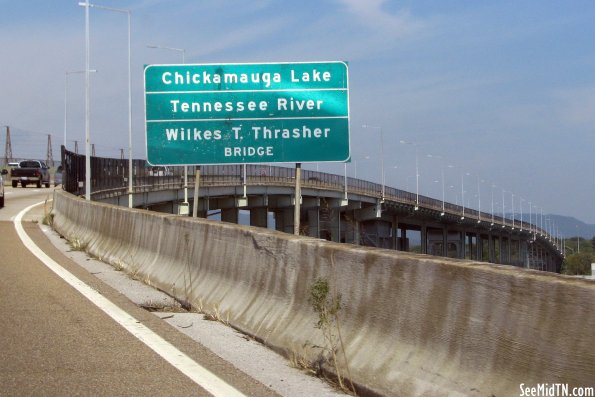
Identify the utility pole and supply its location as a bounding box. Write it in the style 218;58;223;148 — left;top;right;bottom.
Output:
46;134;54;167
91;143;96;157
120;148;124;160
4;126;13;166
74;140;79;154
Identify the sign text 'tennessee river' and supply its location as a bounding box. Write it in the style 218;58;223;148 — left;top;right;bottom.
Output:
144;61;350;165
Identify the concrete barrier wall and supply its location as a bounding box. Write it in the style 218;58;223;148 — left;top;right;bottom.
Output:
52;191;595;397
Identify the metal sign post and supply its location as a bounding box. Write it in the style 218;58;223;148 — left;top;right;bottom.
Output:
294;163;301;236
192;165;201;217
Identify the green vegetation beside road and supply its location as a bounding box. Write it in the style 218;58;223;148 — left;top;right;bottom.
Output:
562;237;595;275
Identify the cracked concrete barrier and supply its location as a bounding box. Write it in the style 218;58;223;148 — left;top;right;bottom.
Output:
52;191;595;397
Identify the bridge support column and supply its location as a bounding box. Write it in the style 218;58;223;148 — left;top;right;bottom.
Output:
443;227;449;257
465;232;472;259
501;235;506;264
307;209;320;238
221;208;239;224
537;245;542;270
352;211;361;245
330;208;341;242
391;216;399;250
514;238;520;265
274;208;294;234
459;230;466;259
420;225;428;254
342;208;359;244
547;251;554;272
399;228;408;251
521;240;529;268
250;208;268;228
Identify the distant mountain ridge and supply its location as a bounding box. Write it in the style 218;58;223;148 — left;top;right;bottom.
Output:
507;213;595;238
546;215;595;239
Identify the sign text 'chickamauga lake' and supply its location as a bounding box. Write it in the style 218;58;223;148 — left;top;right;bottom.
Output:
144;61;350;165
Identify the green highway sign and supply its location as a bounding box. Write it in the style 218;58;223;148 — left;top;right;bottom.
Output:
144;61;350;165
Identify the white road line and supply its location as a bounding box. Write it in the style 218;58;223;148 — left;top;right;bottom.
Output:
14;201;246;397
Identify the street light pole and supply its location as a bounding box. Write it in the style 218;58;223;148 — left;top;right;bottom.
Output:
415;145;419;209
477;177;482;224
78;1;131;204
461;173;468;220
529;201;533;234
491;183;496;225
83;0;91;200
577;225;580;253
441;167;445;215
511;192;515;230
64;69;97;149
502;189;506;228
427;154;445;216
519;197;524;232
400;140;419;210
362;125;385;200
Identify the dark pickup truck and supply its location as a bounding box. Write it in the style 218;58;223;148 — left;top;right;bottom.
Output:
10;160;51;188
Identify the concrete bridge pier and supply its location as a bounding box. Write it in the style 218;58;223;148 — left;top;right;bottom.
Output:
328;200;344;243
250;207;268;229
341;203;363;246
307;209;319;238
520;240;529;268
221;208;239;224
463;232;471;260
390;216;399;250
442;228;449;257
420;225;428;254
487;233;495;263
273;208;294;234
342;209;360;245
502;237;512;265
359;220;392;248
477;234;485;261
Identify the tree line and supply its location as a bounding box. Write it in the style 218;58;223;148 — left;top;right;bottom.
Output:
562;237;595;275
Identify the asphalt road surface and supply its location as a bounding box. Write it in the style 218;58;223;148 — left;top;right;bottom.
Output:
0;185;282;396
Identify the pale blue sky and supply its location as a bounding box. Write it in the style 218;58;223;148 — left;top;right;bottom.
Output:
1;1;594;224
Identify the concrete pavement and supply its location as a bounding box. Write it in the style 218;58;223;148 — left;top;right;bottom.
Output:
0;185;345;397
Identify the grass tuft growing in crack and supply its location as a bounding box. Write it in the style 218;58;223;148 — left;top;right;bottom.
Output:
309;277;357;396
69;237;88;252
139;299;187;313
203;303;230;325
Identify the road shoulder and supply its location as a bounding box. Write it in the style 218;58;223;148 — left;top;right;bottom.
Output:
24;205;345;397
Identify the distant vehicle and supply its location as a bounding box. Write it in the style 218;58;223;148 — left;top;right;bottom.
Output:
10;160;51;188
54;165;63;187
8;162;19;169
148;166;173;177
0;169;7;207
